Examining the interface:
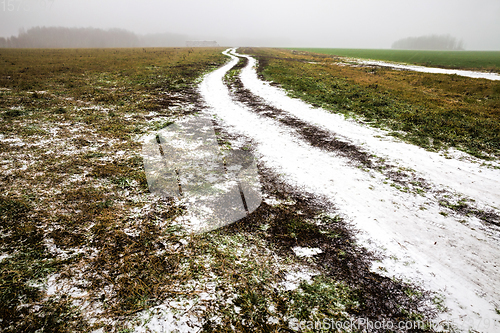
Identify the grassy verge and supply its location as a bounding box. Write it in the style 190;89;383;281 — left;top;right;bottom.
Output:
242;48;500;159
0;47;227;331
292;48;500;73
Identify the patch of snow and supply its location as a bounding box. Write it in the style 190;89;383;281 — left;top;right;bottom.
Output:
2;137;25;147
282;269;320;291
123;228;140;237
45;273;88;299
348;58;500;81
1;136;19;143
68;173;87;183
0;253;11;263
292;246;323;257
68;124;91;133
133;284;219;333
43;238;87;261
48;127;59;136
262;196;281;206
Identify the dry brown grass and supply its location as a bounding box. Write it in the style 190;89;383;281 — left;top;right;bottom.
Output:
0;47;227;332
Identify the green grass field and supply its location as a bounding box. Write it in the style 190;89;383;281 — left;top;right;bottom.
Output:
291;48;500;73
245;48;500;159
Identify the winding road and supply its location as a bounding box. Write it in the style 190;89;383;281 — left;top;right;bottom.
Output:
199;48;500;332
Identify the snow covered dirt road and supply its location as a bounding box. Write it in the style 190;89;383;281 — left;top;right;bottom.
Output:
199;49;500;332
346;59;500;81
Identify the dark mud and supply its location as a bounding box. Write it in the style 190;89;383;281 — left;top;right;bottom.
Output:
141;85;207;122
437;195;500;227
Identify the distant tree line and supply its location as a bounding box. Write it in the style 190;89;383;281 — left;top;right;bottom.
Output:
0;26;190;48
392;34;465;51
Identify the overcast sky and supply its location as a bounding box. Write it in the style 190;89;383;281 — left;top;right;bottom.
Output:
1;0;499;49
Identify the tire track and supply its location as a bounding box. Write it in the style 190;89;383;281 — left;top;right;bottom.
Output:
225;56;375;169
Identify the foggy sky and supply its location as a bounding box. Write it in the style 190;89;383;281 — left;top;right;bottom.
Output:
1;0;499;50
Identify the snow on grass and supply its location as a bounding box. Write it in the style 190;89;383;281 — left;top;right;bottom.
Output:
0;253;11;263
133;302;204;333
303;56;500;81
199;48;500;332
348;58;500;81
292;246;323;257
282;269;320;291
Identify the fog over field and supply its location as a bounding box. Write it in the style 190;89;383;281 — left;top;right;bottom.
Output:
1;0;500;50
2;1;500;331
1;0;499;49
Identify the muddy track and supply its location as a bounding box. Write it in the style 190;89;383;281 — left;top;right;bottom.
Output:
199;48;500;332
237;50;500;209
